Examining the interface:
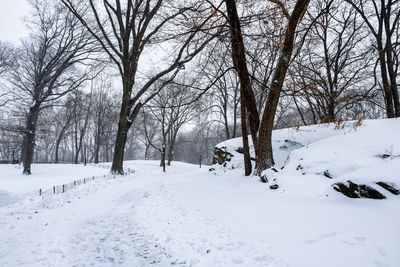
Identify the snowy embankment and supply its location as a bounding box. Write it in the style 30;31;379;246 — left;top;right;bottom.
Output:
0;119;399;267
212;118;400;199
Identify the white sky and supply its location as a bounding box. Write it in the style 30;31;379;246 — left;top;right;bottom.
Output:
0;0;31;44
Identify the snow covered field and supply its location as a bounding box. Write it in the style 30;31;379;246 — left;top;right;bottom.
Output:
0;164;110;207
1;119;399;266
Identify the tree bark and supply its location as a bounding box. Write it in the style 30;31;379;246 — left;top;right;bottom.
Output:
224;0;260;148
384;37;400;117
111;121;129;174
167;145;173;166
94;134;101;164
344;0;398;118
22;105;40;175
378;49;395;118
240;95;252;175
55;135;62;164
111;93;141;174
254;0;310;178
55;122;70;163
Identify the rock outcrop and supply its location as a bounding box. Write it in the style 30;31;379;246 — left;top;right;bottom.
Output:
332;180;386;199
376;182;400;195
212;147;234;166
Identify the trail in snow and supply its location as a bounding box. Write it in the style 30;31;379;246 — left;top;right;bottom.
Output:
0;177;175;266
0;162;282;267
68;204;174;266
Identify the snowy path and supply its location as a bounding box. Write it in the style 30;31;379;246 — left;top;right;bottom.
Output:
0;162;282;266
0;177;177;266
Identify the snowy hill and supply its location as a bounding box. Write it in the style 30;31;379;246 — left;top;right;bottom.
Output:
0;120;399;266
211;118;400;199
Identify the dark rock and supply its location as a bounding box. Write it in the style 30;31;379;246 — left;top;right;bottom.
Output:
208;167;215;172
236;147;244;154
381;154;391;158
212;147;233;165
260;175;268;183
323;170;333;179
270;184;279;190
296;164;303;170
333;180;386;199
235;147;256;161
376;182;400;195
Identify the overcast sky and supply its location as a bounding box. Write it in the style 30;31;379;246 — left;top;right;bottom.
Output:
0;0;31;44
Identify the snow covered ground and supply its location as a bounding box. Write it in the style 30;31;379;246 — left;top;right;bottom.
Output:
1;119;399;267
0;164;110;207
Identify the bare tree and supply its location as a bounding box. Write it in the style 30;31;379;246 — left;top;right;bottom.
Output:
70;89;93;164
254;0;310;178
202;44;240;140
90;76;115;164
61;0;223;174
0;41;14;77
54;99;74;163
138;109;160;160
0;42;15;107
225;0;260;175
8;0;95;174
290;0;373;122
344;0;400;117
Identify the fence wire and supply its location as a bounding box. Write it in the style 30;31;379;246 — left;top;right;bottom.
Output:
26;164;136;198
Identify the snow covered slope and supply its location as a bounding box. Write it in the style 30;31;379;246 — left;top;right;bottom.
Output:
0;120;399;267
212;118;400;199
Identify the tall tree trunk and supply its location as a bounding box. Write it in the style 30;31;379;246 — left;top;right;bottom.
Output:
21;136;26;165
111;119;129;174
111;90;141;174
94;135;101;164
385;44;400;117
105;144;109;163
55;137;61;164
387;57;400;117
325;100;336;122
240;95;252;175
167;128;179;166
55;125;69;163
22;106;40;175
160;150;166;168
167;146;172;166
94;113;102;164
254;0;310;178
378;49;395;118
224;0;260;148
232;99;238;138
384;2;400;117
